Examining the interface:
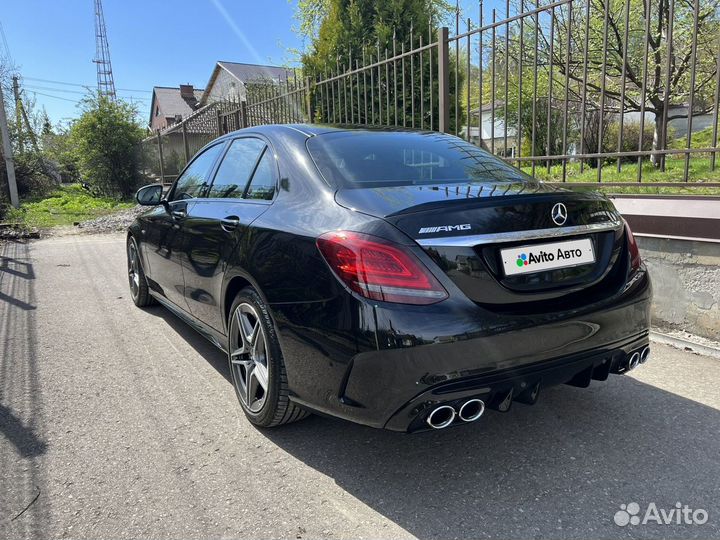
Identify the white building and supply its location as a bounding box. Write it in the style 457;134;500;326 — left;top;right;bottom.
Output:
462;102;518;157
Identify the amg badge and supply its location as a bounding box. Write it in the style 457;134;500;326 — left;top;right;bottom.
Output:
418;224;472;234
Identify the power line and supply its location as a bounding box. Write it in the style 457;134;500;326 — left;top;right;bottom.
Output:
24;82;93;93
23;83;150;101
26;89;150;112
25;84;93;95
22;76;152;93
0;21;12;65
27;90;81;103
28;90;151;114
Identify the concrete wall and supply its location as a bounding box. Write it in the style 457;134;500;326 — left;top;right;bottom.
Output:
637;236;720;341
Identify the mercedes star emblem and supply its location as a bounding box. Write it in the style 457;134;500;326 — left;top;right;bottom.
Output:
551;202;568;226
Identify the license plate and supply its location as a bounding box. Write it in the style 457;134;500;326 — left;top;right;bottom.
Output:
501;238;595;276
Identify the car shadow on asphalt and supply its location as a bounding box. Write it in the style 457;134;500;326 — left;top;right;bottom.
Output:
259;376;720;538
139;299;720;537
141;305;232;384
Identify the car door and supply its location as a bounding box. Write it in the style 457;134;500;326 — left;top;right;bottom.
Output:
182;136;278;331
141;141;226;310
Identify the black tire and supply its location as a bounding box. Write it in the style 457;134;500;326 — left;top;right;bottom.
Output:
127;236;156;307
227;287;309;427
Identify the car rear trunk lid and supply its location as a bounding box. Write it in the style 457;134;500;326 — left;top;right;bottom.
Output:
336;182;626;308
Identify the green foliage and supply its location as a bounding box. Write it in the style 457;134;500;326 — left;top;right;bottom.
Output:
68;94;145;198
671;124;720;150
297;0;452;67
525;156;720;192
0;90;58;200
5;149;56;197
5;184;134;228
42;125;81;183
162;150;185;176
604;121;655;160
493;0;719;172
297;0;465;132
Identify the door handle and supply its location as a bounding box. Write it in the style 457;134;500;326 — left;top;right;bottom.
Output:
220;216;240;232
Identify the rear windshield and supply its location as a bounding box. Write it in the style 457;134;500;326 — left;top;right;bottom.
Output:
306;131;533;188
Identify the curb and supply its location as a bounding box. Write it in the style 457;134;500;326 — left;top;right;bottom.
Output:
650;330;720;360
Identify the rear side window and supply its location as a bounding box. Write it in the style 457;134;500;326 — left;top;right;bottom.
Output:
244;149;276;201
306;131;532;188
208;138;266;198
170;143;224;201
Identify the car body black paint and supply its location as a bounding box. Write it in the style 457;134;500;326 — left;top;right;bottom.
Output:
129;124;651;432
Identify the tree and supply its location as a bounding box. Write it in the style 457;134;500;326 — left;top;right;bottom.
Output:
541;0;720;168
69;94;145;197
1;86;58;197
296;0;465;132
43;122;81;183
488;0;719;171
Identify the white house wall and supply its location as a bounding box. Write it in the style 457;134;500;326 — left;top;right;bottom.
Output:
206;69;246;103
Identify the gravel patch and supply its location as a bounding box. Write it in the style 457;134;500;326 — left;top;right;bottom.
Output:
76;205;146;234
0;226;40;240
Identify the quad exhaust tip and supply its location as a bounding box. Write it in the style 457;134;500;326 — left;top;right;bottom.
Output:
640;346;650;364
426;405;456;429
627;352;640;371
458;399;485;422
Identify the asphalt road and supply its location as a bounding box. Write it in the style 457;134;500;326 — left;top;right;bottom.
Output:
1;233;719;540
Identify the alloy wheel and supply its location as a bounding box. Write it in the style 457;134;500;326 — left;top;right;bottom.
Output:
229;303;269;413
127;241;140;299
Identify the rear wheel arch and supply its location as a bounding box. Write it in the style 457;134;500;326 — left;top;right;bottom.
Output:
224;275;252;329
223;266;278;330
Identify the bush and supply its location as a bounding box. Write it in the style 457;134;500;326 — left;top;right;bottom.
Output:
43;127;81;183
69;94;145;198
12;151;57;196
605;121;655;161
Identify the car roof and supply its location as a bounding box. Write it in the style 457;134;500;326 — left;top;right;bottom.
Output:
217;123;436;141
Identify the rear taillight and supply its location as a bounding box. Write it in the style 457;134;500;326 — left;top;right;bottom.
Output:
624;219;642;272
316;231;448;305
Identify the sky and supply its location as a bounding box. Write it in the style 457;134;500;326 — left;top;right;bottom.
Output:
1;0;495;127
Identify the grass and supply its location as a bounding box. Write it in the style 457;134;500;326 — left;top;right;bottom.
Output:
5;184;135;229
516;125;720;195
520;156;720;196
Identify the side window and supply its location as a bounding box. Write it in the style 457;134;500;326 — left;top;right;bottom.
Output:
170;143;224;201
207;138;266;199
245;148;277;201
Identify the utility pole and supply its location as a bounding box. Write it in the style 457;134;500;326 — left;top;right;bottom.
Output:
12;75;40;152
0;84;20;208
12;75;23;152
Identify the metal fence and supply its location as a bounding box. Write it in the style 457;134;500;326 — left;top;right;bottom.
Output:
141;76;311;185
141;100;241;184
143;0;720;189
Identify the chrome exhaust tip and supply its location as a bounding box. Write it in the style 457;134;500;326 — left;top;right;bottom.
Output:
458;399;485;422
627;352;640;371
640;346;650;364
426;405;456;429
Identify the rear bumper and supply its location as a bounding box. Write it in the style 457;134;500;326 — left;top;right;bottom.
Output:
278;268;652;432
384;332;649;432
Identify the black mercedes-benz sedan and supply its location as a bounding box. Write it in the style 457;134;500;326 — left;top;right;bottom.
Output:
127;125;651;432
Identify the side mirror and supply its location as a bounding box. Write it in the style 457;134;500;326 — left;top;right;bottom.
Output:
136;184;164;206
